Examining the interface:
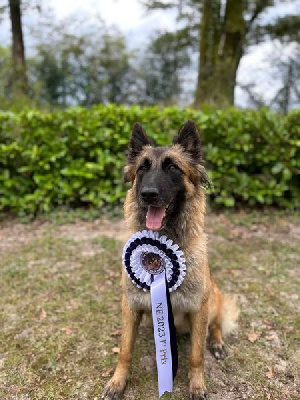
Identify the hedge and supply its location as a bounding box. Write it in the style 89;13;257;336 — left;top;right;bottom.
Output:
0;105;299;214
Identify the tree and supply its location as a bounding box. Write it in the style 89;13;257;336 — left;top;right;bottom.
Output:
8;0;27;94
144;0;300;107
272;58;296;114
267;46;300;113
195;0;247;107
32;19;193;107
31;20;136;107
238;10;300;113
0;46;11;99
92;31;134;105
138;30;192;105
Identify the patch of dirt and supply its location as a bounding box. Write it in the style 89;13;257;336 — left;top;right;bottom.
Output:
55;218;130;243
206;213;300;243
0;211;298;254
0;220;44;252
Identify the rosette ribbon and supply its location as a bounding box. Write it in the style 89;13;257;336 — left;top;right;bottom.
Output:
122;230;186;397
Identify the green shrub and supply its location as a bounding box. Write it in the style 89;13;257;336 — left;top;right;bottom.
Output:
0;105;299;214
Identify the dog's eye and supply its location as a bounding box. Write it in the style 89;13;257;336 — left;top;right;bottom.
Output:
138;158;151;172
138;164;149;172
168;164;178;171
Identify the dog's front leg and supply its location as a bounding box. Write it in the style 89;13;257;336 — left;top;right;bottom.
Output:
188;301;209;400
101;295;142;400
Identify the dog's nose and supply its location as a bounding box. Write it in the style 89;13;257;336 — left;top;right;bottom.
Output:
141;187;159;203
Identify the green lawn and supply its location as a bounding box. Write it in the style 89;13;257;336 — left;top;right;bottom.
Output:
0;210;299;399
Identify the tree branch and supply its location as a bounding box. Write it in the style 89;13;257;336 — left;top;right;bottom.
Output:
248;15;300;44
142;1;177;10
246;0;273;33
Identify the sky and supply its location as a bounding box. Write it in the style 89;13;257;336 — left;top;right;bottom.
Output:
1;0;300;107
47;0;178;41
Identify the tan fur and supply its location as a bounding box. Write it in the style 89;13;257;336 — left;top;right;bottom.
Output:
101;138;239;400
221;294;240;335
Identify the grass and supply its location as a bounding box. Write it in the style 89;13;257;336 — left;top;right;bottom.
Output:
0;210;299;399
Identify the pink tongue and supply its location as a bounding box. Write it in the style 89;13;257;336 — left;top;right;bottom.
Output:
146;206;166;230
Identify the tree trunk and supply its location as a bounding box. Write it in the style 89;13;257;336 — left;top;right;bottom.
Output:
9;0;27;95
282;60;293;115
195;0;246;108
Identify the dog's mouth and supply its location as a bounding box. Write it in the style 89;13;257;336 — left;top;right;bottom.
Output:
146;206;165;230
145;204;174;231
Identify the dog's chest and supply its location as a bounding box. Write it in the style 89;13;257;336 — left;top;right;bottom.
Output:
124;252;205;313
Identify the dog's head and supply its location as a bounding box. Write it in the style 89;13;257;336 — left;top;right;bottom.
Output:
124;121;209;231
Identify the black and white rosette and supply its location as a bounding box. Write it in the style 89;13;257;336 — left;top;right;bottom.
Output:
122;230;186;397
122;230;186;292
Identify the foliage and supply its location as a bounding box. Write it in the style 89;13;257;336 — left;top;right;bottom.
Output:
138;30;193;105
0;20;190;109
143;0;300;107
0;45;11;99
0;105;299;214
0;45;44;111
239;42;300;114
31;21;135;107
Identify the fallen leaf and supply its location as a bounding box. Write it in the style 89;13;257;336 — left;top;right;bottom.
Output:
62;327;73;335
101;368;114;378
263;319;273;330
111;329;122;337
130;377;139;386
246;332;260;343
112;347;120;353
228;269;236;275
266;366;274;379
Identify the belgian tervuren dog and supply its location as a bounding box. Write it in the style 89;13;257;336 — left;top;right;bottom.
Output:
101;121;239;399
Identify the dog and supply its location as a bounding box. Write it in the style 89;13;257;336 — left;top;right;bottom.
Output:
101;120;239;399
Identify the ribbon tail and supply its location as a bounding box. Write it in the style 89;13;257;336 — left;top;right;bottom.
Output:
165;276;178;379
151;271;177;397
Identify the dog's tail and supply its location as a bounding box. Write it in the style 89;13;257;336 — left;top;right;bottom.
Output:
221;294;240;335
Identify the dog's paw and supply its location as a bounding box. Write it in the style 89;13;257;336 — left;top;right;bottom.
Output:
101;378;126;400
209;342;227;360
189;388;209;400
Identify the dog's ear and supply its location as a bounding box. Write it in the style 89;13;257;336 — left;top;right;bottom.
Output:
173;120;203;163
124;123;151;183
128;123;151;164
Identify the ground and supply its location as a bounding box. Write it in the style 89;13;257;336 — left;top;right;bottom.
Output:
0;209;299;400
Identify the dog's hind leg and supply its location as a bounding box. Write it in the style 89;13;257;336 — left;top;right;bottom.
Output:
188;302;209;400
207;282;226;360
208;279;239;360
101;295;143;400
